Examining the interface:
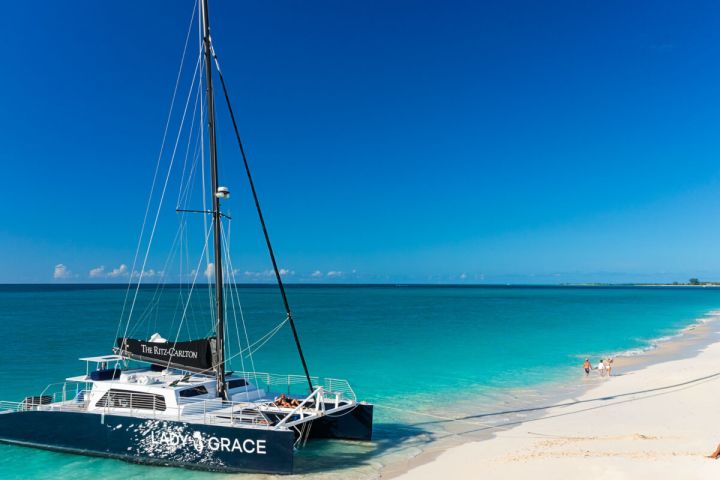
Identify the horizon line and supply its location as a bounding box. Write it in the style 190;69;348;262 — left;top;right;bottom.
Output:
0;282;712;288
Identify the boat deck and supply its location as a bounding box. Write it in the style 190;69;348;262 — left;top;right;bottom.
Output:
0;369;359;432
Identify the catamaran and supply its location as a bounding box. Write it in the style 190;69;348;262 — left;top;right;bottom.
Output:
0;0;373;474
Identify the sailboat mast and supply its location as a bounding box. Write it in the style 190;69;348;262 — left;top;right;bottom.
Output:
200;0;226;400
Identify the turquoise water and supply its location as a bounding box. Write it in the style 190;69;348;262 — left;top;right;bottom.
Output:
0;285;719;479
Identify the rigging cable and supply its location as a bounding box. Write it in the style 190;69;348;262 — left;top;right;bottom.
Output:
197;2;215;331
210;43;314;393
220;223;260;384
175;76;203;209
120;52;202;345
163;219;215;370
218;225;248;378
114;0;198;348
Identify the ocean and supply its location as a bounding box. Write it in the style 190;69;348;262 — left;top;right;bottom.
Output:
0;284;719;479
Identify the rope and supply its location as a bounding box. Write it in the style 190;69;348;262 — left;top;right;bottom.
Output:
210;42;314;393
242;320;288;358
127;222;184;339
220;224;260;382
162;219;215;370
121;51;202;345
175;78;202;209
144;317;288;379
114;0;198;348
219;224;250;386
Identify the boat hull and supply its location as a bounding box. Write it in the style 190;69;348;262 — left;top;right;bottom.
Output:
310;402;374;441
0;410;295;474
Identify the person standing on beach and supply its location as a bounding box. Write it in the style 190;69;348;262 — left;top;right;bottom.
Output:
607;357;614;376
603;358;610;376
583;358;591;376
598;359;606;376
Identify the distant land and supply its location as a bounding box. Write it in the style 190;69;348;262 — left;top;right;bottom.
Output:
2;280;720;288
562;278;720;287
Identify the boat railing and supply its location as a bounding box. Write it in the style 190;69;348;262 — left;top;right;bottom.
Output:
0;388;355;430
89;387;354;429
0;401;23;413
233;371;356;401
0;387;92;414
322;378;356;403
269;385;357;429
39;382;89;405
91;393;269;426
177;398;268;426
234;371;319;394
1;374;357;429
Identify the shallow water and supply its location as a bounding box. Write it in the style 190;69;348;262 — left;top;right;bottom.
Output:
0;284;719;479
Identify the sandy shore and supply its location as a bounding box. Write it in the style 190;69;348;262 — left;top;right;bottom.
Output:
394;323;720;479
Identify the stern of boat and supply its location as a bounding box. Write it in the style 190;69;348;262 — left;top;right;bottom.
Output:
309;401;374;441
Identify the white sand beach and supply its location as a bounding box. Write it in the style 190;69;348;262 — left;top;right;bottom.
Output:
395;328;720;479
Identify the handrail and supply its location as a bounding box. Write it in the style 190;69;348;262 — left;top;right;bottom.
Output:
323;377;356;402
273;387;323;428
0;388;354;429
1;372;358;429
0;401;22;413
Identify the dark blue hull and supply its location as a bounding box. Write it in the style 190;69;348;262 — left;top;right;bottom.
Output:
0;410;295;474
310;403;374;441
0;404;374;474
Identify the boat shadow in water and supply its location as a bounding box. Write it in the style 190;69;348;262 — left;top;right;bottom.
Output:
294;423;433;474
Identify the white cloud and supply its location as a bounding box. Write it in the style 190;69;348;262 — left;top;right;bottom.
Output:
108;264;128;278
459;272;468;280
244;268;293;279
53;264;71;279
204;263;215;279
89;266;105;278
311;270;323;277
326;271;343;278
131;268;165;280
244;270;270;279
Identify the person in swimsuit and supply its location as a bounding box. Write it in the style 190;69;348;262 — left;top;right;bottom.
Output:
598;359;606;376
583;358;591;376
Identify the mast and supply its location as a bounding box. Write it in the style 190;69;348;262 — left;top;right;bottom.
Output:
200;0;226;399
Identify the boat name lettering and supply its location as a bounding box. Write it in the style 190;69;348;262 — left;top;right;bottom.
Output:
150;431;266;454
140;344;198;359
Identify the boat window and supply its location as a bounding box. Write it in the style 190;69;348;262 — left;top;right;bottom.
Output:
96;389;166;411
227;378;248;389
179;386;209;398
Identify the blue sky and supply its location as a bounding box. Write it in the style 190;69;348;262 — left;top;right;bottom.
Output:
2;0;720;284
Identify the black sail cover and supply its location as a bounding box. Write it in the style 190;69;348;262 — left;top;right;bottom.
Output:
116;337;216;373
